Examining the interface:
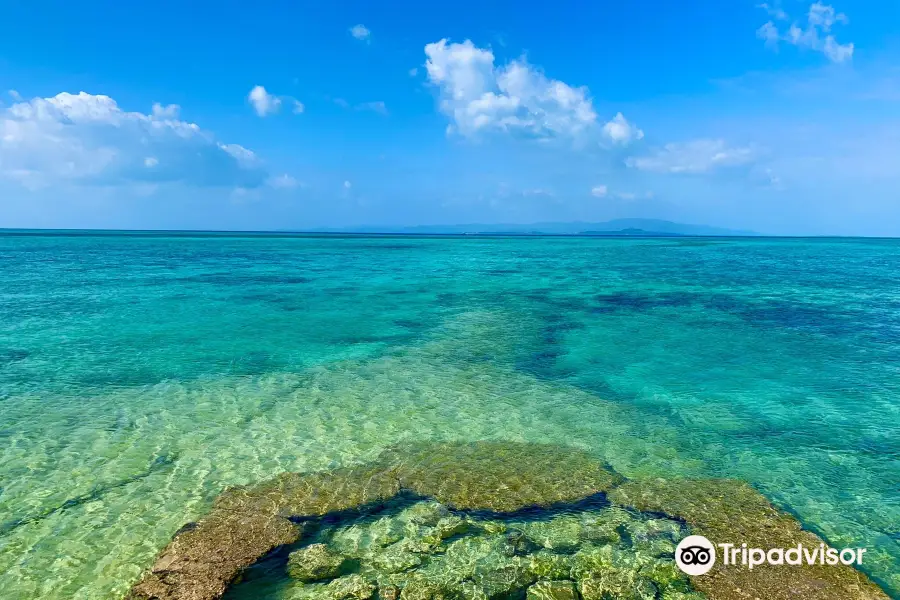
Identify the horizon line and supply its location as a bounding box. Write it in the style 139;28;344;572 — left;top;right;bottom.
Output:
1;227;898;240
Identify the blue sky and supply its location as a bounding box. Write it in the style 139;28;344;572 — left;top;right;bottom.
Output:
1;0;899;234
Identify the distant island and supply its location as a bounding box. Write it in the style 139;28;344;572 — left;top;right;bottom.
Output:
320;219;757;237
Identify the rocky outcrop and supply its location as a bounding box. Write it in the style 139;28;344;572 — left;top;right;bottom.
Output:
609;478;890;600
125;442;889;600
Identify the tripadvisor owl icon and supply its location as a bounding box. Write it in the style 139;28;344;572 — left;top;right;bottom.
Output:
676;535;717;576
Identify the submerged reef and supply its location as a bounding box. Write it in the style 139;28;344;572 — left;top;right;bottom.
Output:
609;479;889;600
126;442;889;600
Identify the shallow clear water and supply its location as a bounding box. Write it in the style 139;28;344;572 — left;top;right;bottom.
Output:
0;233;897;599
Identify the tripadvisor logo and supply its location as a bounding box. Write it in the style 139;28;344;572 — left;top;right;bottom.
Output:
675;535;867;576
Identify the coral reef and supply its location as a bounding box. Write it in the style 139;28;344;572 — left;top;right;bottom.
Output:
609;478;890;600
126;443;889;600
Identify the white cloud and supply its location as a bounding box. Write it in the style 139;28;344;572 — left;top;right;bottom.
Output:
9;90;23;102
424;39;633;142
602;112;644;144
0;91;266;188
757;2;854;63
266;173;300;189
343;180;352;189
625;139;756;174
350;24;371;42
292;100;305;114
758;2;788;20
248;85;282;117
151;102;180;119
591;185;608;197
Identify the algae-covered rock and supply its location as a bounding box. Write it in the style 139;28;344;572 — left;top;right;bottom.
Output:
503;529;539;557
578;574;656;600
288;543;349;581
126;509;301;600
431;517;471;540
216;464;402;519
379;585;401;600
520;516;583;552
526;580;577;600
527;551;573;580
457;581;488;600
472;559;536;599
640;560;692;593
372;545;424;573
327;574;376;600
403;502;451;527
399;575;459;600
609;478;890;600
382;441;623;513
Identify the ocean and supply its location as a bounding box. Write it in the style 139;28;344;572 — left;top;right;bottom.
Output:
0;232;897;598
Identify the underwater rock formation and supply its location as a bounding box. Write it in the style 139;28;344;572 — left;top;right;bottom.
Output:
125;442;889;600
609;478;890;600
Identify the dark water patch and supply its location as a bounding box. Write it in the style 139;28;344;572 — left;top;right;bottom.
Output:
393;318;428;330
0;453;178;537
349;244;419;250
0;348;29;366
459;491;612;521
168;273;314;286
486;268;522;275
593;291;697;313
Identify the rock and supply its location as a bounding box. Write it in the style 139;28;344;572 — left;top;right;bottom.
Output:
503;529;540;556
570;544;615;580
372;545;424;573
578;575;656;600
382;441;624;513
399;576;459;600
367;516;406;548
379;585;401;600
640;560;692;594
610;478;891;600
480;521;507;535
527;551;573;580
660;592;707;600
433;516;470;540
327;574;376;600
521;517;583;552
125;509;301;600
526;580;578;600
404;501;451;526
458;582;488;600
473;561;536;599
287;543;348;581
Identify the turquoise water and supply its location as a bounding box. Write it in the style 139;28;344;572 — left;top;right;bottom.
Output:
0;232;897;599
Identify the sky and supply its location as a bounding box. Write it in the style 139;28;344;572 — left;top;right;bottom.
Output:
1;0;899;235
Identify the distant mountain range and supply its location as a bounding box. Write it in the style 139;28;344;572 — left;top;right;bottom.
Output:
322;219;757;237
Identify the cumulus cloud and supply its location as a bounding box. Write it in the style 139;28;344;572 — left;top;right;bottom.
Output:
625;139;756;174
591;185;608;197
757;2;854;63
602;113;644;144
248;85;282;117
266;173;300;189
0;91;266;188
757;2;788;20
424;38;641;144
350;24;371;42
